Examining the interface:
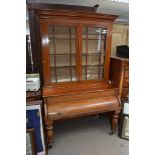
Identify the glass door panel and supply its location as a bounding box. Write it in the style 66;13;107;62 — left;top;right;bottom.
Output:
82;27;107;80
48;25;76;83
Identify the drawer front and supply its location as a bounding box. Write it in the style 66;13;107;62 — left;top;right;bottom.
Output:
123;69;129;88
124;69;129;78
123;77;129;88
124;61;129;69
121;88;129;99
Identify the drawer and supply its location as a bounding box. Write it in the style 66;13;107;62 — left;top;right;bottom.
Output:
124;69;129;78
121;88;129;99
124;61;129;69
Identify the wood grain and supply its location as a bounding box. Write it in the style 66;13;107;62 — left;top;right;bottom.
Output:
109;57;129;100
28;3;120;148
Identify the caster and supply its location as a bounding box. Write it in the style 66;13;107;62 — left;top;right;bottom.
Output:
48;144;53;149
109;131;114;135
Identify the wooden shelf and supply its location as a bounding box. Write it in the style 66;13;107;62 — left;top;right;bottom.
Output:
51;78;76;83
82;53;105;55
50;66;76;69
49;33;106;35
50;53;76;55
82;65;103;67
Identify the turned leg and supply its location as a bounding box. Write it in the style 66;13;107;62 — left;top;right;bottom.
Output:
110;111;120;135
46;121;54;149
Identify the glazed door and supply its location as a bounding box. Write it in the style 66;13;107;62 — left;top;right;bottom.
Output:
41;22;78;84
48;25;77;83
41;22;110;85
81;26;108;80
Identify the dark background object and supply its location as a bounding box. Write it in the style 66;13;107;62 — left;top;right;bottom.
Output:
26;89;41;102
116;45;129;58
26;35;33;73
26;128;37;155
27;109;44;153
118;100;129;140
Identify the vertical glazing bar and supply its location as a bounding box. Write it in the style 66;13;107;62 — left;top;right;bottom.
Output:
69;27;73;81
76;24;82;82
104;26;112;81
103;33;107;79
52;26;57;82
86;27;88;80
103;33;107;53
98;30;102;79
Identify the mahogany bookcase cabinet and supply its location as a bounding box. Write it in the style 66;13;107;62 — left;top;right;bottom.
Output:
28;3;121;148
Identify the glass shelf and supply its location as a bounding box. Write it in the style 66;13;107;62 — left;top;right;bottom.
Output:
50;64;103;68
51;67;76;83
49;53;104;55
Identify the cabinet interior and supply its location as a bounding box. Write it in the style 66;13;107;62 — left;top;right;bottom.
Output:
48;25;107;83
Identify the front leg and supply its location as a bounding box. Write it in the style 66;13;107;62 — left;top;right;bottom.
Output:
110;110;120;135
46;121;54;149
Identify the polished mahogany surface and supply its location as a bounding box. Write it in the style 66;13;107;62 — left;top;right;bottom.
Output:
109;56;129;100
28;3;121;148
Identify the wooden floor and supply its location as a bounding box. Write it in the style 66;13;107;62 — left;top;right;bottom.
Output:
48;116;129;155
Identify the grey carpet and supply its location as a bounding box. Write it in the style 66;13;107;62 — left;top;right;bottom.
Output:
48;116;129;155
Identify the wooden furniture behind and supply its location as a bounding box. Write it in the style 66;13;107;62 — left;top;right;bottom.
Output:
118;100;129;140
26;89;41;102
109;57;129;100
28;3;121;148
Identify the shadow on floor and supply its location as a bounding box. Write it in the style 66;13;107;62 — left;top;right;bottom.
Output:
48;117;129;155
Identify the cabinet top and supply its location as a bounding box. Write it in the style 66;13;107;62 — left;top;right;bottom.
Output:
111;56;129;62
28;3;97;13
28;3;118;22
